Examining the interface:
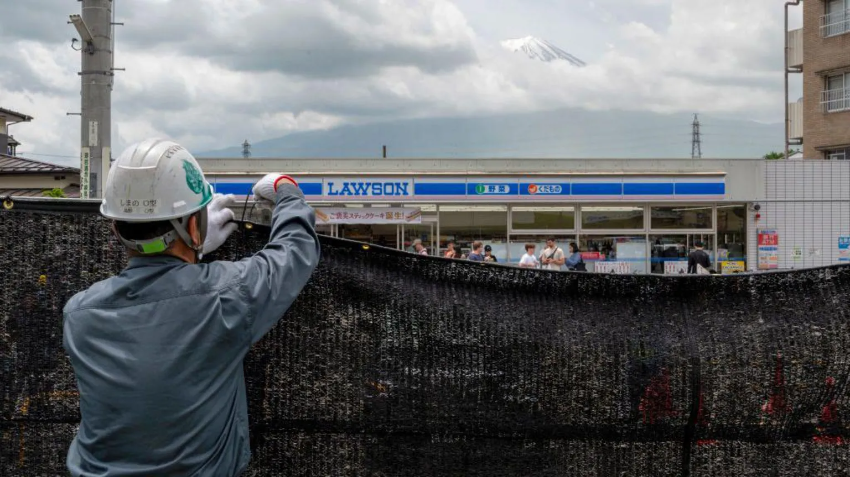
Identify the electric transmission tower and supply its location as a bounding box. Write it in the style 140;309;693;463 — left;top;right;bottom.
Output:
242;139;251;159
691;114;702;159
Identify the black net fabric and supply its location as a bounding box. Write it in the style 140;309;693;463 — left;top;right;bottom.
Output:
2;200;850;476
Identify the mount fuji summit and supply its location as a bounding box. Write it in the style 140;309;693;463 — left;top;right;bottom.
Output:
501;36;586;66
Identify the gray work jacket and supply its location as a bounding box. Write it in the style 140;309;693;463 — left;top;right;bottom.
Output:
63;184;320;476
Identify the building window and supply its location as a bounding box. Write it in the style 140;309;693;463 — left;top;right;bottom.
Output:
826;148;849;160
823;73;850;113
439;205;507;257
580;206;644;230
650;206;712;230
716;205;747;273
822;0;850;38
510;206;575;231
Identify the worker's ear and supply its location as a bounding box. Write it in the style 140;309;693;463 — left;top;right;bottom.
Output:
187;215;201;248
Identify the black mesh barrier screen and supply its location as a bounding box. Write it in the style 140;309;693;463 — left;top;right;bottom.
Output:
2;200;850;476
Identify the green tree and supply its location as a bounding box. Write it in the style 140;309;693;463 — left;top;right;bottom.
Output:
42;188;67;198
763;149;801;160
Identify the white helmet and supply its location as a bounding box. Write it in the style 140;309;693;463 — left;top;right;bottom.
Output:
101;138;213;255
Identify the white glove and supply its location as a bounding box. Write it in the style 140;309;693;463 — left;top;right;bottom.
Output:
252;174;294;200
202;193;238;255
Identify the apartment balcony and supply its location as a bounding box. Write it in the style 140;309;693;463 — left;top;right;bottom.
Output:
821;8;850;38
789;101;803;142
822;88;850;113
787;29;803;70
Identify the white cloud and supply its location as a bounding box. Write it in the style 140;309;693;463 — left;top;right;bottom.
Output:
0;0;797;162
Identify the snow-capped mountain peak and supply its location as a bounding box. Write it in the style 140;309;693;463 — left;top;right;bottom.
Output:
501;36;586;66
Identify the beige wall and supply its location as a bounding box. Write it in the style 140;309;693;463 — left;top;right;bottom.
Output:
803;0;850;159
0;174;78;189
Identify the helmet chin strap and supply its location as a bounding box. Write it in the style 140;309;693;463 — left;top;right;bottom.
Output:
170;208;208;262
115;209;209;262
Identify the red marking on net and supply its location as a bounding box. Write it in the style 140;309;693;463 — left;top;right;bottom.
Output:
639;368;678;424
762;353;790;416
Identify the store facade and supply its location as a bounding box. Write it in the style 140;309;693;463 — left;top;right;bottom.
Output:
199;158;763;274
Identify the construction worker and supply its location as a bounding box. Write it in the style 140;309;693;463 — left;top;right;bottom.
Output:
62;138;320;476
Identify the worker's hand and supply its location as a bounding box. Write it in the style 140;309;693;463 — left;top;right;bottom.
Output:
203;193;239;255
252;174;298;203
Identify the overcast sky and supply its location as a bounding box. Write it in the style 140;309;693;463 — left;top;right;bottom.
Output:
0;0;802;163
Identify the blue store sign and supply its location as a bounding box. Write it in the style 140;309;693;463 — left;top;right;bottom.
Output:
211;176;726;201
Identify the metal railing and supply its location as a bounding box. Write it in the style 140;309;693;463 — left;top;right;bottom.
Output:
821;8;850;37
822;87;850;113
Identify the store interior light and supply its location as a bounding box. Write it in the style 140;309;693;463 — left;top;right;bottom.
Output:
582;207;643;212
512;207;575;212
439;205;507;212
670;206;714;212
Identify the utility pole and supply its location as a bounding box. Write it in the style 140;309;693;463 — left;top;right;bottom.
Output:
70;0;116;199
691;114;702;159
242;140;252;159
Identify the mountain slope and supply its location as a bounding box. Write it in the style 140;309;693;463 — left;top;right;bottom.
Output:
199;108;782;160
501;36;586;66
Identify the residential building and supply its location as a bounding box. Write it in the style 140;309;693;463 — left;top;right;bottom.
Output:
0;106;80;198
1;107;32;156
0;155;81;198
788;0;850;159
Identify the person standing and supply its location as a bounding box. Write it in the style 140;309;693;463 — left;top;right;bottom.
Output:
688;241;712;274
467;241;485;261
484;244;498;263
565;242;585;271
540;238;565;271
444;241;457;259
62;138;321;476
519;243;540;268
413;238;428;256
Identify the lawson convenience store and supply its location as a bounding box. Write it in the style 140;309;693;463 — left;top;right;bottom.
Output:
201;158;760;274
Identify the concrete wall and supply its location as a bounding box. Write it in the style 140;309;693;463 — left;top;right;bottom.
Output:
802;0;850;159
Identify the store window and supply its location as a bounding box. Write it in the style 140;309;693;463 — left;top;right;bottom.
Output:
717;205;747;273
439;205;507;258
511;206;575;231
579;235;648;274
650;235;688;274
650;206;712;230
338;224;397;248
581;207;644;230
507;235;577;266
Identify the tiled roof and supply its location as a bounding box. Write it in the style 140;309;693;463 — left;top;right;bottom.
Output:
0;107;33;122
0;154;79;173
0;185;80;199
